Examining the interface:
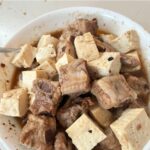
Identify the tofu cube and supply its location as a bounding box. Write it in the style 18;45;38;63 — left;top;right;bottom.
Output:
59;59;90;96
91;75;137;109
0;52;17;97
38;34;59;48
88;52;121;78
66;114;106;150
102;30;139;53
90;106;113;127
110;108;150;150
12;44;37;68
121;51;141;72
100;34;117;43
0;88;28;117
35;60;57;78
74;32;100;61
36;44;56;64
55;53;75;72
22;70;48;91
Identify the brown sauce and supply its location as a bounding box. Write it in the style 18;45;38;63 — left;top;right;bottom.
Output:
50;29;63;38
11;69;21;89
96;29;110;35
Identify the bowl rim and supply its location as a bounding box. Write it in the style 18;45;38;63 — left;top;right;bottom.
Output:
5;6;150;47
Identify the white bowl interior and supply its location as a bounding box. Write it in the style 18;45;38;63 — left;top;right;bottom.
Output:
1;7;150;150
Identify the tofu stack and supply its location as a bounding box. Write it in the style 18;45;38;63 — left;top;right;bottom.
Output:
0;18;149;150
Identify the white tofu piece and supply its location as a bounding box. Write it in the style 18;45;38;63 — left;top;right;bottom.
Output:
55;53;75;72
38;34;59;48
36;44;56;64
101;30;139;53
22;70;48;91
110;108;150;150
100;34;117;43
0;88;28;117
66;114;106;150
12;44;37;68
121;51;141;72
90;106;113;127
0;52;17;97
35;60;57;78
91;75;137;109
74;32;100;61
88;52;121;78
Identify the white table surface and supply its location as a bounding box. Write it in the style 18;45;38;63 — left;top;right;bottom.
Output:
0;1;150;150
0;0;150;47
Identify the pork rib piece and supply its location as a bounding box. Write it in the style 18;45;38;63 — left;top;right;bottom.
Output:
70;18;98;35
57;29;79;60
59;59;90;96
127;75;150;96
57;97;95;128
91;75;137;109
20;114;56;150
30;79;61;116
54;132;73;150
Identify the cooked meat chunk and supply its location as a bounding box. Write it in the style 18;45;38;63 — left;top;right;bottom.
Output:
121;54;139;67
73;96;96;109
57;97;95;128
57;39;75;60
29;79;61;116
59;59;90;96
54;132;73;150
121;51;141;72
64;96;96;109
57;104;82;128
91;75;137;109
20;114;56;150
70;18;98;35
36;144;53;150
129;97;147;109
94;128;121;150
94;38;116;52
57;29;80;60
127;75;149;96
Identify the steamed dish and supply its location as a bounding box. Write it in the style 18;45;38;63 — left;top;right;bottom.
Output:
0;18;150;150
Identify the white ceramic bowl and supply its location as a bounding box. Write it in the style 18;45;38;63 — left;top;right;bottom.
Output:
1;7;150;150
